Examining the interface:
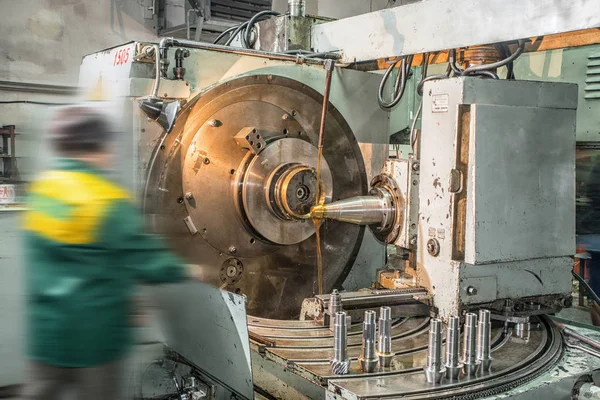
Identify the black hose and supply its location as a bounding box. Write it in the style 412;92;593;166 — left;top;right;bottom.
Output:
223;21;249;46
377;55;413;110
448;49;463;76
461;40;525;76
573;270;600;305
212;25;239;44
243;10;281;49
467;70;500;79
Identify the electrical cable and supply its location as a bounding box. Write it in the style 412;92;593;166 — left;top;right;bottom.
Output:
461;40;525;76
377;55;413;110
468;70;500;79
573;270;600;305
223;21;249;46
212;25;240;44
243;10;281;49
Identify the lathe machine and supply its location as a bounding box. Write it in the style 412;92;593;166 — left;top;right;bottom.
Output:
78;0;600;398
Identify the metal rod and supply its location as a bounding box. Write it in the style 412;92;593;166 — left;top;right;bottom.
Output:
331;311;350;375
359;310;379;373
462;312;478;376
377;306;393;368
563;326;600;353
445;316;462;380
315;59;336;202
424;318;446;383
288;0;306;17
149;37;328;100
476;309;492;372
328;289;342;332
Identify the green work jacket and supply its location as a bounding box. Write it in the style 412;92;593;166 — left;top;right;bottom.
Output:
23;158;186;367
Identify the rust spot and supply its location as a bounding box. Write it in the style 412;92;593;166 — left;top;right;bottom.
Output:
427;199;430;206
433;178;441;188
446;213;449;219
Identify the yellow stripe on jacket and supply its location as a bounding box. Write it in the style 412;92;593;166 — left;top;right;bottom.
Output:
24;171;130;245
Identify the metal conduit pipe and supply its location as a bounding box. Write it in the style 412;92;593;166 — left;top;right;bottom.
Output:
150;37;329;100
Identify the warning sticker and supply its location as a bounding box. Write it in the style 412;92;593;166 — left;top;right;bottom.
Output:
432;94;449;113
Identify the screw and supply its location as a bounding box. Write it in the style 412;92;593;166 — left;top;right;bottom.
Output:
412;162;420;172
229;246;237;254
203;158;210;165
466;286;478;296
282;113;290;120
185;192;194;200
208;119;219;127
426;238;440;256
409;235;417;246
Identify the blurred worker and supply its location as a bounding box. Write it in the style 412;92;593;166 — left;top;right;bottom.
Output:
579;161;600;326
21;106;195;400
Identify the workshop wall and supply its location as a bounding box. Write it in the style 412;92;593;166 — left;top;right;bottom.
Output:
0;0;158;180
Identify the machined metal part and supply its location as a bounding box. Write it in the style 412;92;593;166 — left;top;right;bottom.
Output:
311;0;600;63
462;312;478;376
377;306;394;368
302;288;430;323
288;0;306;17
328;289;342;332
248;315;565;399
331;311;351;375
476;309;493;372
145;75;368;319
376;158;419;249
445;316;463;380
311;189;395;231
515;321;531;342
233;127;266;155
358;310;379;373
424;318;446;384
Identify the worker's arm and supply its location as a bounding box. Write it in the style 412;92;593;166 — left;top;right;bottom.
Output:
102;199;189;283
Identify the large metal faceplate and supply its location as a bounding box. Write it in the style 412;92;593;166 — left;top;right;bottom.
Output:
145;75;367;319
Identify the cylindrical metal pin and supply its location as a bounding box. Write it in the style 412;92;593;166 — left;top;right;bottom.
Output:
424;318;446;383
359;310;379;373
445;316;463;380
377;306;393;368
462;312;478;376
476;309;492;372
329;289;342;332
331;311;351;375
288;0;306;17
515;320;530;342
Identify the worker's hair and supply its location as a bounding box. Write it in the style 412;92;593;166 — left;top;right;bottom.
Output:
49;106;112;155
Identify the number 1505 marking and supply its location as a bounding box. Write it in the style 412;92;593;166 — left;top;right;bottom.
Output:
113;48;130;66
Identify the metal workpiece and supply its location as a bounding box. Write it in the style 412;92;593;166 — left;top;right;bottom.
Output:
358;310;379;373
424;318;446;384
515;320;531;342
476;310;493;372
462;312;479;376
311;187;396;233
328;289;342;332
288;0;306;17
444;316;463;380
377;306;394;368
331;312;351;375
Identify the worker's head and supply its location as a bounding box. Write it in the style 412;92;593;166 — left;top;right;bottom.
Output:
50;105;113;169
